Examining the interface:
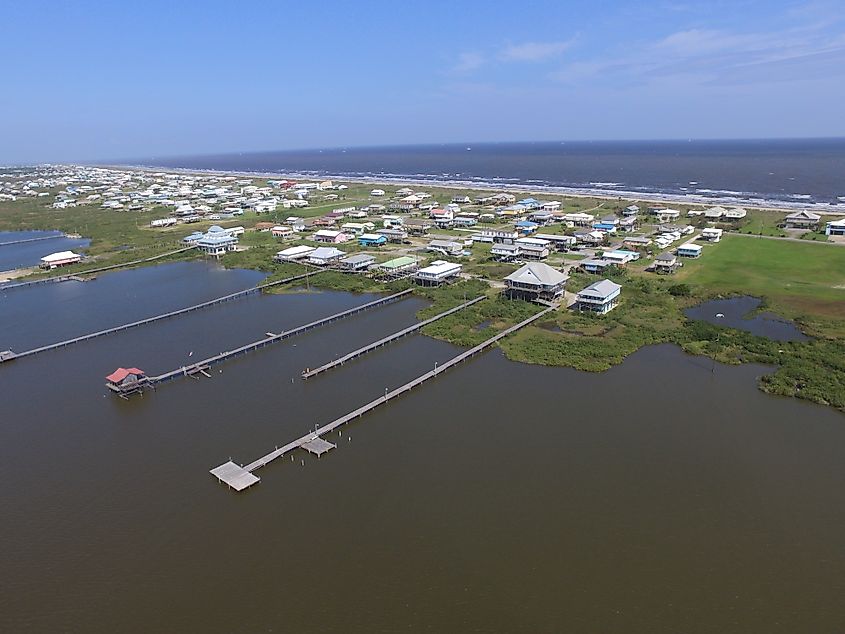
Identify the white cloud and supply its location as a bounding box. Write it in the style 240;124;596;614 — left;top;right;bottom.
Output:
500;40;575;62
451;51;485;73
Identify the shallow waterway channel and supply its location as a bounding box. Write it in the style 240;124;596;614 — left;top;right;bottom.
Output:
1;261;843;632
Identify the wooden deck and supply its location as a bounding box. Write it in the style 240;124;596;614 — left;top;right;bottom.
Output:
0;270;319;363
0;246;194;292
212;303;558;492
301;295;485;379
146;289;414;387
0;234;64;247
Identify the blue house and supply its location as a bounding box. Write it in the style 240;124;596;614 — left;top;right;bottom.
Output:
592;222;618;233
182;231;204;245
517;198;542;209
358;233;387;247
515;220;539;235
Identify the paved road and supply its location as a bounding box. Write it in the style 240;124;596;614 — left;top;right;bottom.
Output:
728;231;844;246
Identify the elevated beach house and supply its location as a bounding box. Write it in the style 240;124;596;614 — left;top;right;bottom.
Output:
196;225;238;256
504;262;568;302
825;218;845;236
105;367;149;398
340;253;376;272
576;279;621;314
313;229;350;244
374;256;418;279
783;210;821;230
358;233;387;247
307;246;346;266
653;252;679;274
39;250;82;269
700;227;723;242
428;239;464;257
677;243;703;258
274;245;315;262
414;260;462;286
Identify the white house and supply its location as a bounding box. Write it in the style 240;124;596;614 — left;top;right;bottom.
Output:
414;260;462;285
40;251;82;269
370;189;385;197
783;210;821;229
514;237;551;259
340;254;376;271
576;279;621;314
492;243;521;260
825;218;845;236
704;206;727;220
274;245;314;262
677;243;703;258
307;246;346;266
653;208;682;222
150;217;177;228
271;226;294;238
701;227;723;242
196;225;238;256
724;207;747;220
428;239;463;257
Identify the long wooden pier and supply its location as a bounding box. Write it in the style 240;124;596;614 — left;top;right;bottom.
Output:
147;289;414;386
0;246;194;292
0;269;324;363
0;234;64;247
302;295;486;379
211;303;557;491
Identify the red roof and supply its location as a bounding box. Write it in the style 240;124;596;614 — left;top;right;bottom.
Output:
106;367;145;383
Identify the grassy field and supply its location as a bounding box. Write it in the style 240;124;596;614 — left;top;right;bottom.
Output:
676;234;845;324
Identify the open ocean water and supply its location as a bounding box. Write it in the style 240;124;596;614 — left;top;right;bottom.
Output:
128;138;845;210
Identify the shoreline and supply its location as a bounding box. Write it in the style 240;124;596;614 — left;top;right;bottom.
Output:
93;162;845;215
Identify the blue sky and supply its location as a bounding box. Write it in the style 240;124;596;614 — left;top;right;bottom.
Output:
1;0;844;163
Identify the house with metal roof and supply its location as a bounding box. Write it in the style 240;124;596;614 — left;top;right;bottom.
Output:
491;242;521;261
340;253;376;271
503;262;568;301
576;279;621;314
825;218;845;236
653;252;679;274
307;247;346;266
783;210;821;229
514;237;551;259
677;243;703;258
701;227;723;242
274;245;314;262
428;239;463;256
358;233;387;247
414;260;462;286
39;250;82;269
196;226;238;256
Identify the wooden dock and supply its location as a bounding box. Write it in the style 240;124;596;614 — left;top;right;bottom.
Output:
0;246;194;292
0;234;64;247
147;289;413;387
301;295;485;379
211;303;557;491
0;269;321;363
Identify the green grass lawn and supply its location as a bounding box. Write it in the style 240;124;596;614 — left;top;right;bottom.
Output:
677;234;845;321
734;209;787;237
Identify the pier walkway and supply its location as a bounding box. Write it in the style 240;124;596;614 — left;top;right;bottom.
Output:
0;246;194;291
148;289;414;386
302;295;485;379
0;269;321;363
0;234;64;247
211;303;557;491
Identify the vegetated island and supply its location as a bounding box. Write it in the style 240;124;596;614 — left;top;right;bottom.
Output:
1;164;843;412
